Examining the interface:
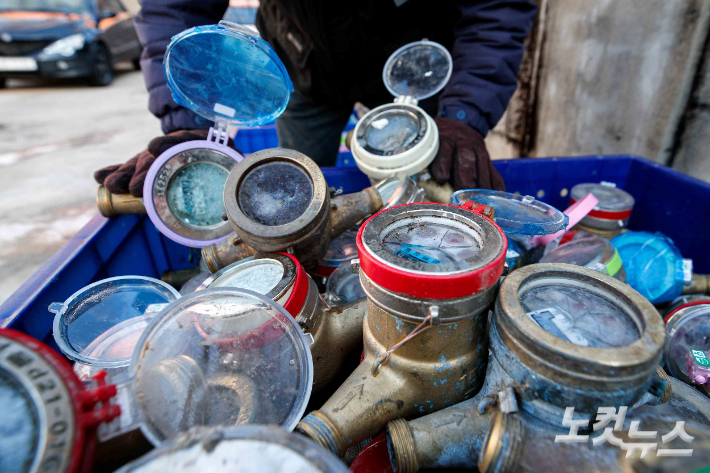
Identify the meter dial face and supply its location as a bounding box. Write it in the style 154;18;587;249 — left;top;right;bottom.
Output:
357;107;427;157
0;369;40;473
238;161;313;226
519;284;640;348
168;161;230;228
362;205;504;276
381;216;482;268
202;255;297;301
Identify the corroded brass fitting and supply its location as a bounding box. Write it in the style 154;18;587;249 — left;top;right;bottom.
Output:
223;148;383;270
97;186;146;217
200;233;258;273
160;266;202;289
297;273;497;457
683;273;710;295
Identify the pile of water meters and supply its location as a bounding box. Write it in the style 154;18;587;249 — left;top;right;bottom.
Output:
5;21;710;473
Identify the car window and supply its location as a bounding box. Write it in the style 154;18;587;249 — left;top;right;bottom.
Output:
0;0;87;13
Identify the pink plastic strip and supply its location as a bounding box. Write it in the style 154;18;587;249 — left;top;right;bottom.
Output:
532;193;599;246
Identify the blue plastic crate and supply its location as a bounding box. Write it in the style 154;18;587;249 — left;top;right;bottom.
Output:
2;155;709;351
232;125;280;154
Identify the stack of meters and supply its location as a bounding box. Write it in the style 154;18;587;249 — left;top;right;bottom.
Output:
195;253;367;392
0;328;121;473
49;276;180;380
451;189;568;267
141;21;293;247
117;426;349;473
569;182;635;238
98;288;313;447
612;231;692;304
540;233;625;281
351;40;452;180
664;297;710;388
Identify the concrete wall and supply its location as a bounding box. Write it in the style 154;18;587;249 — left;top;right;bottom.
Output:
486;0;710;183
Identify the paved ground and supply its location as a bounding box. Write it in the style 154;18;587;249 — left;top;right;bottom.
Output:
0;65;162;303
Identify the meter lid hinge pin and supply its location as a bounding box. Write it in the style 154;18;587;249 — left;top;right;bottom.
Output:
208;120;230;146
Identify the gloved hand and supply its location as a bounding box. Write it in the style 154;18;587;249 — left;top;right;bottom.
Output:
95;129;237;197
430;117;505;192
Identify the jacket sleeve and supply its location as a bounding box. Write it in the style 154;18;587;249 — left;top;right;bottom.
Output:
438;0;537;136
135;0;230;134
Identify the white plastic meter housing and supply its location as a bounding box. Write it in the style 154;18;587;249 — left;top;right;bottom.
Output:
351;40;452;180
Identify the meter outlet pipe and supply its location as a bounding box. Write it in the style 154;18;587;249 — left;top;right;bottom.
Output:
297;202;507;456
0;328;121;473
382;264;710;472
196;253;367;392
223;148;384;270
96;186;146;217
201;232;258;273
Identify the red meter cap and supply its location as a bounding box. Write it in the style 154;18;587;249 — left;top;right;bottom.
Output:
357;203;506;300
0;328;119;473
570;183;634;220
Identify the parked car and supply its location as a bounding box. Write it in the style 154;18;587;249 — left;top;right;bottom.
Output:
0;0;141;87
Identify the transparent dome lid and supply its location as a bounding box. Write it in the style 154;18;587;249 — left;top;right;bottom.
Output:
237;161;314;226
129;288;312;444
451;189;568;235
665;305;710;381
541;234;622;277
50;276;180;370
321;227;358;267
612;231;690;304
383;40;452;100
519;283;640;348
165;21;293;127
326;264;365;304
571;182;634;211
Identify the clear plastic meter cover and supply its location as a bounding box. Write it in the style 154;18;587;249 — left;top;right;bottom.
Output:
451;189;568;236
51;276;180;378
519;283;640;348
326;263;365;304
238;161;314;226
164;22;293;127
322;227;358;267
383;40;453;100
129;288;312;444
665;304;710;381
540;234;622;277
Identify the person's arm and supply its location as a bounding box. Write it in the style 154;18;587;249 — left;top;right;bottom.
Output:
135;0;230;134
438;0;537;136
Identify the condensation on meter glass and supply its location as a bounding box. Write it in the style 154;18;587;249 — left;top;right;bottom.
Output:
238;161;314;226
209;259;286;295
381;215;482;269
519;284;640;348
166;152;231;228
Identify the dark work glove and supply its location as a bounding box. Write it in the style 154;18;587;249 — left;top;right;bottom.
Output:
94;129;237;197
430;117;505;191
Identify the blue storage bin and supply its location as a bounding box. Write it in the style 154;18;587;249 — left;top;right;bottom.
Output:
2;155;709;352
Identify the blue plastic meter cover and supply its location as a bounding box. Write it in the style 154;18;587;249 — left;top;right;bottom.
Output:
612;231;691;304
450;189;568;236
164;21;294;127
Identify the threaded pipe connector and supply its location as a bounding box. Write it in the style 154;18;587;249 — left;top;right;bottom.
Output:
201;244;221;273
96;186;115;217
656;366;673;404
386;419;418;473
297;411;346;457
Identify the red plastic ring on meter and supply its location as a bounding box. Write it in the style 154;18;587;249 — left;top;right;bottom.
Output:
356;203;507;300
279;252;309;316
664;300;710;324
569;198;633;220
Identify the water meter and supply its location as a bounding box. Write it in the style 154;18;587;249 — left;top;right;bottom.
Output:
49;276;180;380
298;202;507;456
0;328;120;473
664;299;710;386
142;21;293;247
570;182;634;238
325;263;366;305
351;40;452;179
117;426;348;473
100;288;313;447
540;233;625;281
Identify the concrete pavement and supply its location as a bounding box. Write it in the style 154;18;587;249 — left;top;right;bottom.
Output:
0;66;161;303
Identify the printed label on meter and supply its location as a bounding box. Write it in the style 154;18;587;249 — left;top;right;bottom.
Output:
526;308;590;347
692;349;710;366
